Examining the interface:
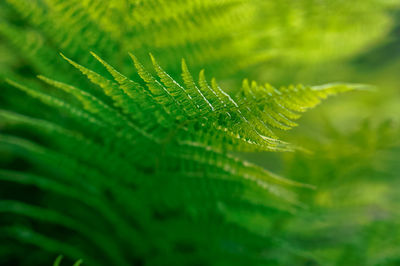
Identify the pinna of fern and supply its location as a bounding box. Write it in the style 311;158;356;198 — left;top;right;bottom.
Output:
0;52;364;265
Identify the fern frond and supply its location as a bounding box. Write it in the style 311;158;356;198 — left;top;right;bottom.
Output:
0;51;362;264
3;53;357;193
2;0;393;84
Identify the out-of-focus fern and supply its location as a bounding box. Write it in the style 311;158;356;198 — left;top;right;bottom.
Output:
53;255;82;266
0;51;360;265
0;0;396;83
274;119;400;265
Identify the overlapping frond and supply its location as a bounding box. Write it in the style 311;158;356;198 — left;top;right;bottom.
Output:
1;0;394;84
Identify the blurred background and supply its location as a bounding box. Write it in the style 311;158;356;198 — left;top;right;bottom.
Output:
1;0;400;265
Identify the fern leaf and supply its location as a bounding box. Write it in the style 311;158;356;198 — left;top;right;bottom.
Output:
1;52;362;265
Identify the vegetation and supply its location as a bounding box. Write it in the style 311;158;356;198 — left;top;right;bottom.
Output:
0;0;399;265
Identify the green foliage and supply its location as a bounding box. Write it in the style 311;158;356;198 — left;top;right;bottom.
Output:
277;120;400;265
53;255;82;266
1;50;360;264
0;0;399;265
0;0;396;82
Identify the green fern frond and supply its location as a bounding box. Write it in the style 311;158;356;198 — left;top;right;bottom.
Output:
2;53;358;209
0;52;360;264
5;53;361;182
